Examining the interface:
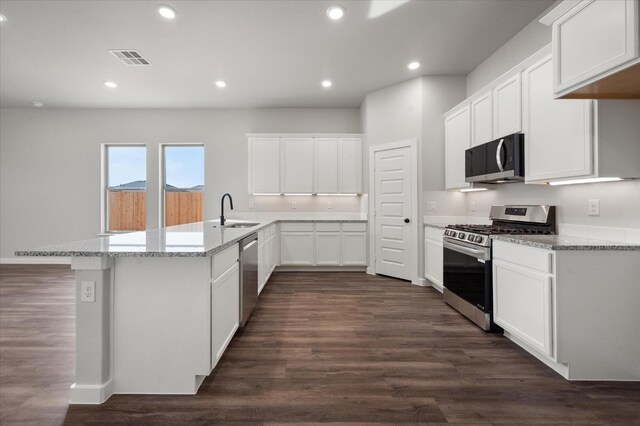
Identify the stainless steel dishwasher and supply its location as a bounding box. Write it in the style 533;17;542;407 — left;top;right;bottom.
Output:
239;233;258;327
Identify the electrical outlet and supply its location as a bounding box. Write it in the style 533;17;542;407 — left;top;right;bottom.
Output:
327;200;333;210
426;201;436;212
291;200;297;209
470;201;476;212
588;199;600;216
81;281;95;302
248;199;254;209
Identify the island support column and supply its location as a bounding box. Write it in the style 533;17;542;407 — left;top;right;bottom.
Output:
69;257;114;404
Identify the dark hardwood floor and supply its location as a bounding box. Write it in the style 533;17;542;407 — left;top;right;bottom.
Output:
1;265;639;425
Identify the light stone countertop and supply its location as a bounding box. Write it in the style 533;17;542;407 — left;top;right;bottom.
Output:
491;234;640;251
15;215;368;258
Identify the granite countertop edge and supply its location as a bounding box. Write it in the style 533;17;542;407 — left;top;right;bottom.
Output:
491;235;640;251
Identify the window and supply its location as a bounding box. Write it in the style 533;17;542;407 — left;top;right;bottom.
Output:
161;145;204;226
103;145;147;232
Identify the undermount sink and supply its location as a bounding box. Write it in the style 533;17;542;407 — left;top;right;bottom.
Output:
212;221;259;229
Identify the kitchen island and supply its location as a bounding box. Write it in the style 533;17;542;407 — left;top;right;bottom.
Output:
16;215;367;404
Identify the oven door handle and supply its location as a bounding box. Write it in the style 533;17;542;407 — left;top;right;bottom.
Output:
443;240;490;260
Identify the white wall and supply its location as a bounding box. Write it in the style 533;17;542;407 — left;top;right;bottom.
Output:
0;107;361;258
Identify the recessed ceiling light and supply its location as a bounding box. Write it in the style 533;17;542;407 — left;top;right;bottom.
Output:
0;14;7;22
32;101;44;108
104;81;118;89
158;5;176;20
215;80;227;88
407;61;421;70
326;5;345;20
321;80;333;88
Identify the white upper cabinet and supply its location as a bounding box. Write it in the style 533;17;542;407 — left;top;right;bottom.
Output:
339;138;363;194
523;56;594;182
444;104;471;189
471;91;493;146
282;138;314;193
247;134;363;195
315;138;339;194
542;0;640;98
248;138;280;194
493;74;522;138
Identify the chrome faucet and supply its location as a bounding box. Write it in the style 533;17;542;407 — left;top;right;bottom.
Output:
220;193;234;226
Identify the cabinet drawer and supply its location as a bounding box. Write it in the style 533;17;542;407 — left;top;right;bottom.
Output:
342;222;367;232
316;222;341;232
425;226;444;241
280;222;314;232
493;241;553;274
211;244;239;280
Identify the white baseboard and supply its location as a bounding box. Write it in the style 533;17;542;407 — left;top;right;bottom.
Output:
1;257;71;265
275;265;366;272
70;380;113;404
412;277;427;286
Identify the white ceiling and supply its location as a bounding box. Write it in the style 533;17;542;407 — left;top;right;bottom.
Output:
0;0;554;109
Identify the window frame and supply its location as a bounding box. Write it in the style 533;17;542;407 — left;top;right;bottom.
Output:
159;143;205;228
101;143;147;234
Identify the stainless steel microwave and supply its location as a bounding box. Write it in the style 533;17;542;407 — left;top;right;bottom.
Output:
465;133;524;183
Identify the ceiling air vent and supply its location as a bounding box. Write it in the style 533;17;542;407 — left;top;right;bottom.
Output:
109;50;150;66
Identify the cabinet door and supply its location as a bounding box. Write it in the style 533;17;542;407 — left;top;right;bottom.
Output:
315;138;339;194
211;263;239;366
424;238;443;289
523;56;594;182
342;232;367;266
493;260;553;357
493;74;522;138
282;138;314;193
249;138;280;194
471;92;493;146
315;232;341;265
444;105;471;189
553;0;639;95
258;242;266;293
340;138;363;194
280;232;314;265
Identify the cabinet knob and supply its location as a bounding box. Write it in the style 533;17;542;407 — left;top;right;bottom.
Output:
404;218;410;223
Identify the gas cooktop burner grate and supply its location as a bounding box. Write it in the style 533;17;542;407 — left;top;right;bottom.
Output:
446;224;553;235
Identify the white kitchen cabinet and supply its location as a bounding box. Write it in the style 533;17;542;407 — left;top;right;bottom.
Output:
493;74;522;138
258;224;278;294
211;261;239;367
542;0;640;98
315;138;340;194
424;227;443;291
280;229;315;265
282;138;314;194
523;56;594;182
342;231;367;266
339;138;363;194
444;104;471;190
248;138;280;194
471;91;493;146
493;259;553;357
315;231;341;265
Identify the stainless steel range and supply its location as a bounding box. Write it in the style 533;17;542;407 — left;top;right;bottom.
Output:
442;205;556;332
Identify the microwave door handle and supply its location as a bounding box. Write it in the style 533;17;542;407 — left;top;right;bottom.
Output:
496;139;505;172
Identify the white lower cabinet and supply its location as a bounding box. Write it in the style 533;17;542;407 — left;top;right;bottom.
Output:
211;254;239;369
493;259;553;357
424;227;444;291
316;232;341;265
280;231;315;265
258;224;278;294
342;232;367;265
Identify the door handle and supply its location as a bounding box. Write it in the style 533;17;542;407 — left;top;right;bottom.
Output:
404;218;410;223
496;138;505;172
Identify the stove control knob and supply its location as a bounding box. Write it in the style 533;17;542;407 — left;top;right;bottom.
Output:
458;232;466;239
450;231;457;237
475;236;483;243
467;235;474;241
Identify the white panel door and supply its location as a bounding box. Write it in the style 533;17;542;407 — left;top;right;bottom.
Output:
374;147;412;280
493;260;553;357
342;232;367;266
493;74;522;138
340;138;363;194
315;138;339;194
211;263;239;366
282;138;314;193
523;56;593;182
444;105;471;189
315;232;341;265
249;138;280;194
471;92;493;146
280;232;314;265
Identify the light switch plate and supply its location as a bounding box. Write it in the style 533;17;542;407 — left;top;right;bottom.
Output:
291;200;297;209
588;199;600;216
470;201;476;212
426;201;436;212
248;199;254;209
81;281;95;302
327;200;333;210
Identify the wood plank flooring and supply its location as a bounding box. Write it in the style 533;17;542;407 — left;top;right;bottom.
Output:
1;265;639;425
